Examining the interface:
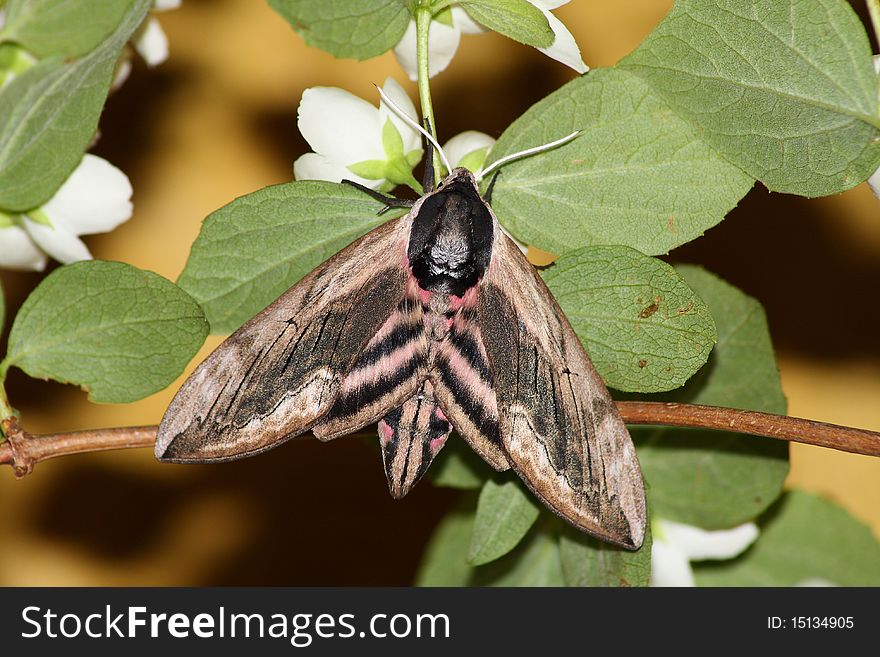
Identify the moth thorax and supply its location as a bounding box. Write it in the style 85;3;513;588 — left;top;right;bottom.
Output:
408;179;493;297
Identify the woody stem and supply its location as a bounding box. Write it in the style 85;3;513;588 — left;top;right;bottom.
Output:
2;402;879;477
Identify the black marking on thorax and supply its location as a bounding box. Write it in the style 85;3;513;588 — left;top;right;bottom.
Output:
408;172;493;296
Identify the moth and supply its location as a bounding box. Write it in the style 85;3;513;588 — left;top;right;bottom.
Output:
156;120;646;549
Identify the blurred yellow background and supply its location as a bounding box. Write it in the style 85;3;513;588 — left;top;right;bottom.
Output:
0;0;878;585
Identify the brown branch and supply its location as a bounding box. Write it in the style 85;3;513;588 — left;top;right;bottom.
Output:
2;402;879;476
616;402;880;457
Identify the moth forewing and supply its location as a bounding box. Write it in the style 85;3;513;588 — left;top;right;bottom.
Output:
155;216;413;462
476;210;647;550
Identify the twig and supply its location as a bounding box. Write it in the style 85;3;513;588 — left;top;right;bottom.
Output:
1;402;879;476
0;416;156;477
616;402;880;456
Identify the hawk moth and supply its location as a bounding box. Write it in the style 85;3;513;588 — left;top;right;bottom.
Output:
156;164;646;550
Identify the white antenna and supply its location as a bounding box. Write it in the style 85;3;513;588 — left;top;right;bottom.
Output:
478;130;581;181
374;84;452;176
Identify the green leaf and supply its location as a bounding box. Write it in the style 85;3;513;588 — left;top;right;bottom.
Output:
487;68;754;256
416;510;567;587
543;245;716;393
619;0;880;197
415;503;476;586
633;266;789;528
1;0;132;58
177;181;387;334
470;523;565;586
267;0;411;61
459;0;553;49
0;0;151;211
3;261;208;403
429;437;491;490
559;522;653;587
469;478;540;565
695;491;880;586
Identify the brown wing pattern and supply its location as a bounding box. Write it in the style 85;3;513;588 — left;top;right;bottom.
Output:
156;217;411;462
313;278;429;440
377;380;453;499
477;229;646;549
430;300;510;471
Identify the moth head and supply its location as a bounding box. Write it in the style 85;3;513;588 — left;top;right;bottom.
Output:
407;167;494;296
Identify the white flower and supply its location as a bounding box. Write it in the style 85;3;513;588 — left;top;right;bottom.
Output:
650;518;759;587
443;130;495;175
795;578;837;587
294;78;423;191
112;0;181;88
0;155;133;271
869;56;880;201
393;1;587;80
133;0;181;68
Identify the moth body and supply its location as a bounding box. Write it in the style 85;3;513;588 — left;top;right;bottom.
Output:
156;168;647;549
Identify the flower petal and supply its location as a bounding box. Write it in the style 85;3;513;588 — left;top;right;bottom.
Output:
134;17;169;67
154;0;182;10
537;8;587;74
868;167;880;200
112;55;133;90
795;578;837;587
22;216;93;265
293;153;378;189
41;155;133;235
650;537;696;587
378;77;422;154
451;6;486;35
297;87;384;165
392;17;461;81
0;225;47;271
528;0;570;10
659;519;759;561
443;130;496;170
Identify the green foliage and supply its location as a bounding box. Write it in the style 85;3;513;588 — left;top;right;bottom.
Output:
470;524;565;586
469;478;540;565
488;0;880;256
559;523;652;587
695;491;880;586
0;0;150;211
416;504;477;586
487;68;754;256
3;261;208;403
267;0;411;61
634;266;789;528
543;245;716;393
620;0;880;197
430;438;492;489
0;0;132;58
417;509;566;586
177;181;387;334
457;0;553;49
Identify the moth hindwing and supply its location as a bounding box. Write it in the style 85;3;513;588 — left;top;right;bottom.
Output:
157;168;646;549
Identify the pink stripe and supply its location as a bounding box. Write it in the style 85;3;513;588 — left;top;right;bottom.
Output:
440;342;495;404
378;420;394;445
340;341;424;392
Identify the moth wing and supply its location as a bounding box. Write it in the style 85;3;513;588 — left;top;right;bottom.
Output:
376;380;453;499
313;278;429;440
429;298;511;471
477;230;646;549
156;217;411;462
